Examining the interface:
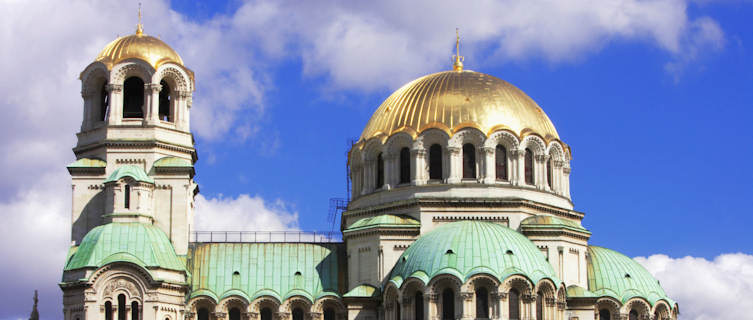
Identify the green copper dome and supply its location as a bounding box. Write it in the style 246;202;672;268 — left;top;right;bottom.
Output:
587;246;675;306
388;221;559;288
104;165;154;184
64;222;186;276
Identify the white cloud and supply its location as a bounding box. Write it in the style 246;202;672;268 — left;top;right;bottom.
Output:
194;194;299;231
635;253;753;319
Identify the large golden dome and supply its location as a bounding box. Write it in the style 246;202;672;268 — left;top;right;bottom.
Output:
95;27;184;70
359;70;560;143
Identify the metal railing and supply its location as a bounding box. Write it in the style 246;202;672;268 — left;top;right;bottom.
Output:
190;231;343;243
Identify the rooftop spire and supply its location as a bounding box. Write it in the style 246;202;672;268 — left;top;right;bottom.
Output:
453;28;464;71
136;3;143;36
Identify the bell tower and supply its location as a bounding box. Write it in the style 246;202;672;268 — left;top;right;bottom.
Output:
69;18;197;255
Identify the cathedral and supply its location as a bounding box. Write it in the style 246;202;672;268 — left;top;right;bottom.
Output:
59;18;679;320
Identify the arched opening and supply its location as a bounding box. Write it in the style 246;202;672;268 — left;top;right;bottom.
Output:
158;80;172;122
429;144;443;180
376;153;384;189
441;288;454;320
232;271;240;288
123;77;144;118
292;307;304;320
495;144;507;180
323;307;335;320
546;158;553;189
599;309;610;320
524;148;534;185
99;82;109;121
229;307;241;320
536;290;543;320
131;301;139;320
124;185;131;209
509;289;520;320
399;147;410;184
197;307;210;320
462;143;476;179
629;310;639;320
475;287;489;318
414;292;424;320
117;294;126;320
105;301;113;320
260;307;273;320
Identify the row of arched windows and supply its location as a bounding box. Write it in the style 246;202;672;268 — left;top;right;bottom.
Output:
431;287;541;320
98;77;174;122
372;144;555;189
103;294;138;320
600;308;640;320
196;306;337;320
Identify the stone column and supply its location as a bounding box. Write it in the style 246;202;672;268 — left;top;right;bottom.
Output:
384;154;397;189
81;89;95;131
362;160;374;195
534;155;547;190
460;291;474;320
106;84;123;125
427;291;439;320
513;149;525;186
411;148;427;186
494;291;507;320
145;83;162;125
447;146;461;184
481;146;495;184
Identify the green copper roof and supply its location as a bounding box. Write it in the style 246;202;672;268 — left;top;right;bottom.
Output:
68;158;106;168
153;156;192;167
188;243;344;304
104;165;154;184
519;215;590;234
566;285;596;298
587;246;675;306
64;222;186;275
388;221;559;288
343;284;381;298
344;214;419;233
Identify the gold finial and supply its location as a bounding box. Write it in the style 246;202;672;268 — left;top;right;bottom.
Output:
453;28;464;71
136;3;144;35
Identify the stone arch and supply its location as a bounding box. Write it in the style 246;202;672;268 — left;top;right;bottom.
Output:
385;132;413;155
154;64;191;92
652;300;672;320
281;295;313;316
623;297;651;319
90;264;149;304
483;129;520;150
502;275;533;295
188;296;217;316
427;274;463;320
546;141;566;162
595;297;621;320
81;63;110;96
361;138;385;162
312;296;346;318
520;135;546;155
417;129;451;181
250;296;281;315
464;274;499;319
448;127;486;149
534;279;557;320
220;296;250;314
111;60;154;86
383;283;402;320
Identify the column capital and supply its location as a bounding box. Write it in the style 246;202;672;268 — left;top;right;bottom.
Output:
447;146;461;154
145;83;162;93
460;291;474;301
106;83;123;93
480;146;495;155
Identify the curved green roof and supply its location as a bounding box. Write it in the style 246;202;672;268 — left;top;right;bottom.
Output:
344;284;381;298
64;222;185;275
566;285;596;298
388;221;559;288
587;246;675;306
519;215;590;233
344;214;419;233
153;156;192;167
188;243;343;303
104;165;154;184
68;158;106;168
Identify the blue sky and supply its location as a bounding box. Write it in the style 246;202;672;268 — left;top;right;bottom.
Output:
1;1;752;319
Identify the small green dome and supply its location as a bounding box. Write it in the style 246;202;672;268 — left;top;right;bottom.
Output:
104;165;154;184
64;222;185;276
388;221;559;288
520;215;589;233
587;246;675;306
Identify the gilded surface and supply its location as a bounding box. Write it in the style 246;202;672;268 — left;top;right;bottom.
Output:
359;70;560;143
96;32;184;70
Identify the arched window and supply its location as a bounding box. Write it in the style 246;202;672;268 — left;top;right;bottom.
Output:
414;292;424;320
429;144;443;180
292;308;304;320
117;294;126;320
524;148;534;185
376;153;384;189
131;301;139;320
546;158;553;189
599;309;610;320
123;77;144;118
475;287;489;318
198;308;209;320
105;301;113;320
323;308;335;320
462;143;476;179
159;80;172;122
124;185;131;209
100;82;109;121
509;289;520;320
536;291;543;320
399;147;410;184
229;307;241;320
495;145;507;180
260;308;272;320
441;288;454;320
629;310;639;320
